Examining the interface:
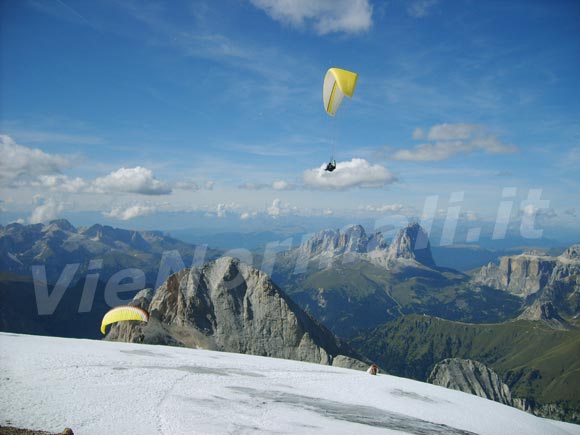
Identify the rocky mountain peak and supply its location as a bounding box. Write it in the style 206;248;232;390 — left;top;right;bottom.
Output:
107;256;367;370
79;224;149;250
44;219;77;233
82;224;105;240
294;223;436;269
387;223;435;267
299;225;373;258
561;245;580;261
340;225;368;252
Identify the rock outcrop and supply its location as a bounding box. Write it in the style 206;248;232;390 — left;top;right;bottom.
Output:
473;245;580;298
428;358;513;406
518;301;570;330
428;357;580;422
474;254;556;297
107;257;368;370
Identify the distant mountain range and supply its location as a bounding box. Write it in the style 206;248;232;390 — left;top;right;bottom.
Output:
269;223;528;337
2;219;577;337
0;219;220;287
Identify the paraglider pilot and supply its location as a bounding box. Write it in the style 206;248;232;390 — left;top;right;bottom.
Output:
325;159;337;172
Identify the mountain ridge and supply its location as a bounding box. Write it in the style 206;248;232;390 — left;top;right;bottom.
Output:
292;222;435;270
0;219;220;286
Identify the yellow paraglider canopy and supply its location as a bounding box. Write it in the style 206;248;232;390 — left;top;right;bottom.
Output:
323;67;358;116
100;306;149;335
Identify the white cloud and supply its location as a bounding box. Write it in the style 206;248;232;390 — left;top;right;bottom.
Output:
303;158;396;190
216;203;239;218
240;211;258;220
240;180;295;190
0;137;171;196
239;181;266;190
29;197;64;224
267;198;283;217
426;123;474;141
92;167;171;195
265;198;298;218
36;175;88;193
174;179;214;190
365;203;404;213
522;204;557;219
250;0;372;35
174;179;200;191
464;211;480;222
391;124;517;161
272;180;297;190
407;0;438;18
522;204;536;216
412;128;425;140
0;135;70;184
217;203;227;218
272;180;290;190
391;141;468;161
104;204;157;221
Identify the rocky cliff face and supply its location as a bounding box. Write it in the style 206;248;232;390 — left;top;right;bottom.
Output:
428;358;514;406
107;257;367;370
474;254;556;297
428;358;579;422
553;245;580;281
297;225;386;258
384;222;435;267
473;245;580;298
518;301;570;330
294;223;435;270
517;272;580;328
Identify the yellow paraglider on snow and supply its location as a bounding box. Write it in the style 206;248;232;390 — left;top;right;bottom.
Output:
100;306;149;335
323;67;358;116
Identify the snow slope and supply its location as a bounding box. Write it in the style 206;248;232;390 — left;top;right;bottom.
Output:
1;333;579;435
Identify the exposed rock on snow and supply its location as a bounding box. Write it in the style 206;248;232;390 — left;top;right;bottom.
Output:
428;358;513;406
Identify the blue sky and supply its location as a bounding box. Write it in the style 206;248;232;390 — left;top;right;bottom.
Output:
1;0;579;244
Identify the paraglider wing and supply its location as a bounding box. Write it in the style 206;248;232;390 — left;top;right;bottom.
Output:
100;306;149;334
323;67;358;116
